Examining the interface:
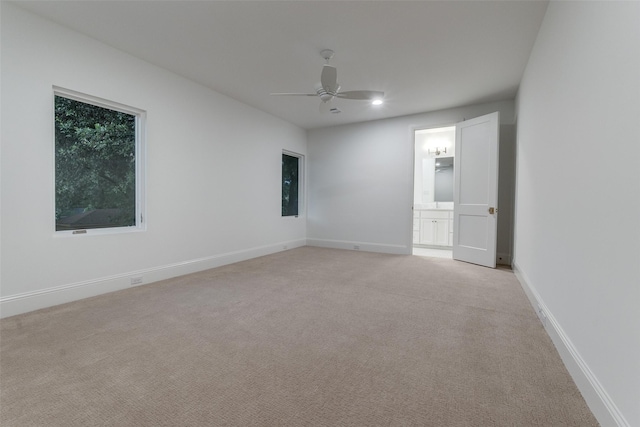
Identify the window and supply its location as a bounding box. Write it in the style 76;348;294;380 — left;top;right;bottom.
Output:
54;88;145;233
282;151;302;217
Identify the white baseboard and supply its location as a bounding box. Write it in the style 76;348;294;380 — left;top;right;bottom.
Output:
0;239;306;319
512;261;629;427
306;238;410;255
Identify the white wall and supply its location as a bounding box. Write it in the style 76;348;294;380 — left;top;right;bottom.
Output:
0;3;307;317
307;100;515;259
514;2;640;426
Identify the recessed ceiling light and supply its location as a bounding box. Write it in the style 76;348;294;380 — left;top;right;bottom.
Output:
372;99;383;106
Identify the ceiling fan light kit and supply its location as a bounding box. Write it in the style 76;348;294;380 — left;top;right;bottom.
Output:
271;49;384;113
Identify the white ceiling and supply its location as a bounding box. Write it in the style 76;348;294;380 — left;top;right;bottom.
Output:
15;0;548;130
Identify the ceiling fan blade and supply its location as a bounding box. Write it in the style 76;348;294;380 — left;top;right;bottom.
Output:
270;93;317;96
335;90;384;100
321;65;339;93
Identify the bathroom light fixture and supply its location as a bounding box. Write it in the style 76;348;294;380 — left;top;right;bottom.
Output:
372;99;383;106
428;147;447;156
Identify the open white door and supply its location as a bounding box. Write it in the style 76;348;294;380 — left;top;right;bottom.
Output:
452;112;499;268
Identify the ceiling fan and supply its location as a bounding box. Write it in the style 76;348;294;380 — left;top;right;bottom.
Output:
270;49;384;113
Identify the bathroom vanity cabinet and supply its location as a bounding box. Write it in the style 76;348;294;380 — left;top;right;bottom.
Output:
413;209;453;247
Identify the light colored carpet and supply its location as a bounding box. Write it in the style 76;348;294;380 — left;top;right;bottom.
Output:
0;247;598;426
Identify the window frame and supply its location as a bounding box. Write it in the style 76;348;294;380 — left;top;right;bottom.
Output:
53;86;147;236
281;150;304;218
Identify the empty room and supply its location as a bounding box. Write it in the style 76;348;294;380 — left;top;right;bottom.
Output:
1;1;638;426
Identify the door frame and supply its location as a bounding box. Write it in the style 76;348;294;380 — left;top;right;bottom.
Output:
409;123;457;254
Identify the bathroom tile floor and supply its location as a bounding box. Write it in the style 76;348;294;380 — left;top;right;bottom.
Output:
412;247;453;259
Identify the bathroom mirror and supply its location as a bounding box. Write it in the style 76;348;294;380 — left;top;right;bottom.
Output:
434;157;454;202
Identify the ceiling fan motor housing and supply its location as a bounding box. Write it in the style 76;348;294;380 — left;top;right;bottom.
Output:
315;83;340;102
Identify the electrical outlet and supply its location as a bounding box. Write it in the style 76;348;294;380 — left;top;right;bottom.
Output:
130;276;143;285
353;245;360;250
537;304;547;326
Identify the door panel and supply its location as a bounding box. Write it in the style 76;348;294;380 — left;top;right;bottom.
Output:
459;127;490;204
453;112;499;268
458;214;487;249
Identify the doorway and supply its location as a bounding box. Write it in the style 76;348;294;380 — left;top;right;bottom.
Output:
412;113;501;267
412;126;455;258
